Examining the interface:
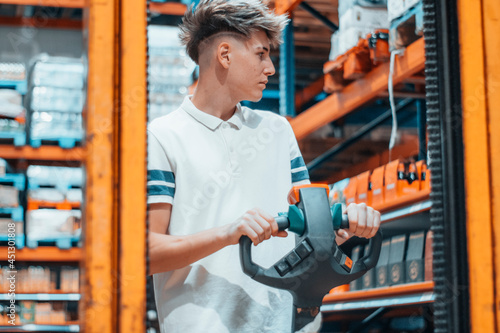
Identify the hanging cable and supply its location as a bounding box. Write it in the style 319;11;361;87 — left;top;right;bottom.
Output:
388;48;406;161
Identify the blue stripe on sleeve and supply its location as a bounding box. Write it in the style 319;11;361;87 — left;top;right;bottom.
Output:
148;170;175;183
291;156;306;169
148;184;175;197
292;170;310;183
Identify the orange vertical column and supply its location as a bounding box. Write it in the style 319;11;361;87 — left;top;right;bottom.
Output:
457;0;496;332
118;0;147;330
81;0;119;331
482;0;500;329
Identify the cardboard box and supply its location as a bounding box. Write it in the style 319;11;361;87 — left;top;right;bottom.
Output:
339;6;389;31
329;31;341;61
425;230;433;281
0;185;19;207
0;218;23;234
387;0;406;22
371;165;385;207
349;245;363;291
337;26;373;56
376;239;391;288
405;231;425;283
384;159;400;202
344;177;358;205
356;170;372;206
388;234;407;285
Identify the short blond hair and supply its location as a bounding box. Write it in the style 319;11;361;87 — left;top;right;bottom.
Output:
179;0;289;64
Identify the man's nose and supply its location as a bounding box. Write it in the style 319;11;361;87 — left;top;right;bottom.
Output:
264;60;275;76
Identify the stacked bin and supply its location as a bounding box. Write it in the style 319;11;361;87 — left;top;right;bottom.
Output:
0;62;27;146
25;166;82;249
330;0;389;60
0;173;25;248
27;54;85;148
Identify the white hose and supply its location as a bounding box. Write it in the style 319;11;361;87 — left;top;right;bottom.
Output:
388;48;406;161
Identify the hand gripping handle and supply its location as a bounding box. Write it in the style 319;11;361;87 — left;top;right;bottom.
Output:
331;203;382;273
239;215;290;278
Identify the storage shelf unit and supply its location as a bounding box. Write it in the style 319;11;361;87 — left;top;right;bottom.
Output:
272;0;434;329
0;2;86;329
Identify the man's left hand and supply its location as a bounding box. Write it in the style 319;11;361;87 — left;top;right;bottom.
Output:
335;203;381;246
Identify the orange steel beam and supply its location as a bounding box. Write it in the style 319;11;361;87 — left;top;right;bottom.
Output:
81;0;117;330
0;247;81;262
482;0;500;329
295;76;324;111
274;0;303;15
149;2;187;16
0;0;84;7
118;0;147;330
290;38;425;141
0;146;84;161
457;0;496;331
0;16;82;29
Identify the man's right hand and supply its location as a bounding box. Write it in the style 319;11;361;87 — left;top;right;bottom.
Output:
224;208;288;246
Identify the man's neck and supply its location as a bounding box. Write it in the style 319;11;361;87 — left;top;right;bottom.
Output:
190;82;238;121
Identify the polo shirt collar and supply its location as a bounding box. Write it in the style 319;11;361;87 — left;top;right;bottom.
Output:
181;96;245;130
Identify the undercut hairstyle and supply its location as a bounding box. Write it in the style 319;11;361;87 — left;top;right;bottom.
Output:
179;0;289;64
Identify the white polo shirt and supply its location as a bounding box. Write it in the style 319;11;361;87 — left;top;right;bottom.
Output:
148;96;310;333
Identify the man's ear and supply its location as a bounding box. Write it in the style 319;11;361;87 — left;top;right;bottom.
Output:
217;42;231;69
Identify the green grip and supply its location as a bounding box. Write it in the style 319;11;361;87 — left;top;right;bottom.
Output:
331;203;343;230
287;205;305;236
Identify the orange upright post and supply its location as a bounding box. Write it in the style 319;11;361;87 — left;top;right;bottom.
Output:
81;0;119;331
481;0;500;329
457;0;497;331
118;0;148;330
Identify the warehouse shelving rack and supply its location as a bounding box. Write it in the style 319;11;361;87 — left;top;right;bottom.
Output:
0;0;189;331
274;0;500;332
273;0;434;330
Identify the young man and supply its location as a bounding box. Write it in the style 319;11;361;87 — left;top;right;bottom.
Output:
147;1;381;332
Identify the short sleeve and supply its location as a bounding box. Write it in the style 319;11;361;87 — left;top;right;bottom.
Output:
286;122;311;186
147;130;175;205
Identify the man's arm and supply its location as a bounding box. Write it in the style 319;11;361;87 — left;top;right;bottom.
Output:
148;203;288;275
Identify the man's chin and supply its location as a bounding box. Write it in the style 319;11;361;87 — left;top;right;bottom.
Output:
247;94;263;103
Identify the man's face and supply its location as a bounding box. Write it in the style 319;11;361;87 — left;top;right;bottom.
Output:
227;30;275;103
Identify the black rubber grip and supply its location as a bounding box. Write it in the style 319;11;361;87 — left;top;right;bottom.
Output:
275;215;290;231
341;214;349;229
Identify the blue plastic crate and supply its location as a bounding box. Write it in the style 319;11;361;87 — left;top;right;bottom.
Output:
0;80;27;95
0;131;26;146
0;233;25;249
30;135;82;149
0;206;24;221
0;173;26;190
26;235;80;249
